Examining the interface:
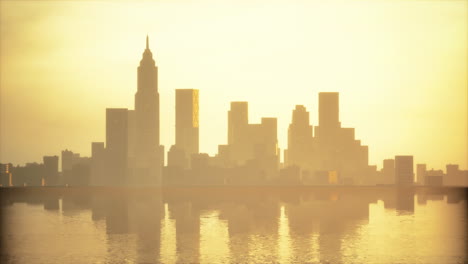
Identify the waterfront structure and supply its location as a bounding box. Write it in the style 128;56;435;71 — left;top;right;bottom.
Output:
106;108;128;186
395;156;414;186
285;105;314;172
175;89;199;169
416;164;426;185
133;36;163;185
43;156;59;186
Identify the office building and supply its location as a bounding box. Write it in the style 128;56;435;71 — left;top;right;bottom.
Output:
445;164;460;186
106;108;128;186
175;89;199;168
311;92;369;184
416;164;426;185
382;159;395;185
90;142;106;186
43;156;59;186
133;36;162;185
395;156;414;186
285;105;314;172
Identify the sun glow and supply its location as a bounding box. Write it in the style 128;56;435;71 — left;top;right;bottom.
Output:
1;0;466;169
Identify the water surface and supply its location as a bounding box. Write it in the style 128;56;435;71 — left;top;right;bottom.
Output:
1;187;466;263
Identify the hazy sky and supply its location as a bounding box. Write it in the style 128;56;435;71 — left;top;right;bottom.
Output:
0;0;466;170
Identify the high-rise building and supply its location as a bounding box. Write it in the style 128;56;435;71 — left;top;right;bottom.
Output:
90;142;105;186
312;92;369;184
228;102;248;144
395;156;414;186
445;164;460;186
416;164;426;185
285;105;313;171
318;92;340;129
61;149;74;173
225;102;280;180
176;89;199;168
106;108;128;186
228;102;249;165
134;36;161;185
382;159;395;185
127;110;136;160
61;149;74;185
43;156;59;186
426;169;443;186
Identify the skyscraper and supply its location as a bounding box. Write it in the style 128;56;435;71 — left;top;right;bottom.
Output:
228;102;249;165
285;105;313;171
395;156;414;186
106;108;128;186
225;101;279;180
416;164;426;185
312;92;369;184
445;164;460;186
382;159;395;185
319;92;340;129
176;89;199;168
43;156;59;186
90;142;105;186
61;149;74;173
134;36;161;185
228;102;248;145
61;149;74;185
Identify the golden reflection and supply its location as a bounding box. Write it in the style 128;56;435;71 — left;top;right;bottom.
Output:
160;203;176;264
277;205;291;263
0;188;466;263
200;210;229;264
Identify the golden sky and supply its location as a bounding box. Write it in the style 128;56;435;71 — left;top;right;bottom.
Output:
0;0;467;170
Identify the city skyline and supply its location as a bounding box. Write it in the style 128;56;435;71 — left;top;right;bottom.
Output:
1;2;467;263
1;0;467;170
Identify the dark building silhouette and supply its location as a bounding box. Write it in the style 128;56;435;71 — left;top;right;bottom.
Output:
106;108;128;186
132;36;163;186
10;163;44;186
175;89;199;169
395;155;413;186
43;156;59;186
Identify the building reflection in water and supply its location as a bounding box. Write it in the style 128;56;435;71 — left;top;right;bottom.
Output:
0;187;466;263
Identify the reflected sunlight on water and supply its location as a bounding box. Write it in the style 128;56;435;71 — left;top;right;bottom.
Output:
0;187;466;264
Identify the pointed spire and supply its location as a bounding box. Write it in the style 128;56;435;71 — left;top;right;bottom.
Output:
146;35;149;50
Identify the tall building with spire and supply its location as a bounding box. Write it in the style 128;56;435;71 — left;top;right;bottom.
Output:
132;36;162;185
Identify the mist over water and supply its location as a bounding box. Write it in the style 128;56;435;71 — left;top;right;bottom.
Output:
1;187;466;264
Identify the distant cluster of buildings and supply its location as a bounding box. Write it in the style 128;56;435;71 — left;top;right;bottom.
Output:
1;37;467;187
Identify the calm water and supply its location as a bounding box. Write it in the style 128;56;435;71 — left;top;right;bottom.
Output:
0;187;466;264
